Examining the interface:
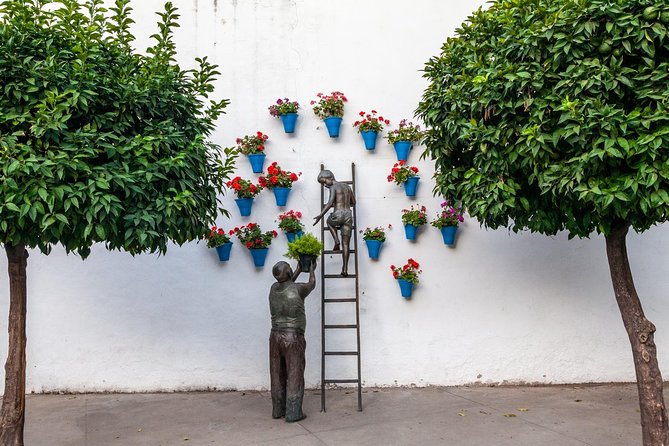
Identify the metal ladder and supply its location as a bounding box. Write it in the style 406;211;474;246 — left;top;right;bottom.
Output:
319;163;362;412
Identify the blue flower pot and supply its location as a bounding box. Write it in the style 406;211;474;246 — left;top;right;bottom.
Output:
441;226;458;246
323;117;343;138
215;242;233;261
360;130;378;150
235;198;254;217
393;140;412;161
285;231;304;243
281;113;298;133
397;279;413;299
249;248;269;268
404;176;419;197
273;187;291;206
404;224;417;240
364;239;383;260
247;153;266;173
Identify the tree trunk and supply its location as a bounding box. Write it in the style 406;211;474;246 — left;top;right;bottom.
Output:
606;222;668;446
0;244;28;446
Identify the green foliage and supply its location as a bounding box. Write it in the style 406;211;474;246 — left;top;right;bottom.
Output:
386;119;425;144
0;0;236;257
401;205;428;227
361;225;389;242
417;0;669;237
285;233;323;259
205;225;230;248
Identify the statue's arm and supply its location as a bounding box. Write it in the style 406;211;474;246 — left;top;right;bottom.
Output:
314;190;335;225
299;263;316;298
291;263;302;282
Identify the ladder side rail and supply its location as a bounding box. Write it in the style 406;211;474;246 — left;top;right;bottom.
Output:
351;163;363;412
320;164;327;413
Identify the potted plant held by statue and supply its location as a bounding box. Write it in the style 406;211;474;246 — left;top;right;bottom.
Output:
206;225;233;261
285;233;324;272
401;205;428;241
311;91;347;138
386;119;425;162
227;176;263;217
232;223;278;268
268;98;300;133
431;201;465;246
387;161;420;197
259;162;301;207
390;258;422;299
360;225;391;260
277;209;305;242
353;110;389;150
237;131;269;173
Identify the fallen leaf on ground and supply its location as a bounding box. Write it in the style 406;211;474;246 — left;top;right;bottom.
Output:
503;413;517;418
517;408;529;412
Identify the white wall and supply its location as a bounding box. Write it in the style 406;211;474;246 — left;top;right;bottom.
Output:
2;0;669;392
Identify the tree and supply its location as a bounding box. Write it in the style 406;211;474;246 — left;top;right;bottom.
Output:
0;1;236;444
417;0;669;444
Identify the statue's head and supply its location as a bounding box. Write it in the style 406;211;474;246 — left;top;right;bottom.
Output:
317;170;335;187
272;261;293;282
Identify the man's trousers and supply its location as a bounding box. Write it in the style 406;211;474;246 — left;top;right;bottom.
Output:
269;329;306;422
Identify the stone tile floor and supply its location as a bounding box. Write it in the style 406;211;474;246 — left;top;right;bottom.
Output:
24;384;644;445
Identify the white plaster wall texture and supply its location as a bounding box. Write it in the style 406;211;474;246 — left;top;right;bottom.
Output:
1;0;668;393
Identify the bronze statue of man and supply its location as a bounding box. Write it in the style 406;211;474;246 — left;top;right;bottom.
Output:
313;169;356;276
268;260;315;422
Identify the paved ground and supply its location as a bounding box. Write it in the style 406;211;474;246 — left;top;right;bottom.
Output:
25;384;645;445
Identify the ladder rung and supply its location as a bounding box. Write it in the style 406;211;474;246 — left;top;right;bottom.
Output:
324;298;357;303
324;379;359;384
324;351;359;356
324;324;357;329
324;274;357;279
323;249;356;255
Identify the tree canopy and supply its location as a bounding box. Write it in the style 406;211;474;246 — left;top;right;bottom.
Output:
417;0;669;237
0;0;236;258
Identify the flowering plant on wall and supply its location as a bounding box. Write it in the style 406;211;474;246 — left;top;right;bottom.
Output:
311;91;347;119
205;225;231;248
268;98;300;117
401;205;428;227
236;132;269;155
277;210;305;233
227;177;263;198
353;110;389;133
387;161;419;185
259;162;300;189
232;222;278;249
386;119;425;144
360;225;391;242
431;201;465;228
390;258;422;284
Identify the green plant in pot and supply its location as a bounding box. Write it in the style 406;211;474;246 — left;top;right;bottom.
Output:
285;233;324;272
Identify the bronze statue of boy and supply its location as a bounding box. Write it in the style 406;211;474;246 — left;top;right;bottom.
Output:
268;260;315;422
313;169;356;276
